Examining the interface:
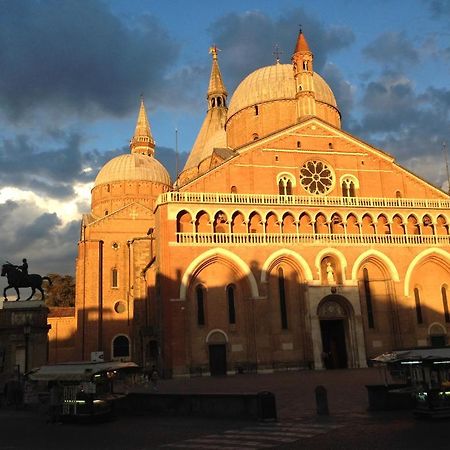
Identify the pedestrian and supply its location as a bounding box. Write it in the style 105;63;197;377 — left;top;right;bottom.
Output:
150;365;159;391
47;381;62;424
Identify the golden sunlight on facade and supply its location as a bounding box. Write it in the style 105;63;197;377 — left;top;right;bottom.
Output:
48;30;450;376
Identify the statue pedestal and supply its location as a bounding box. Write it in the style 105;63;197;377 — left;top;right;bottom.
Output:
1;299;46;310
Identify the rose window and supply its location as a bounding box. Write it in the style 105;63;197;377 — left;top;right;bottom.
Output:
299;160;334;195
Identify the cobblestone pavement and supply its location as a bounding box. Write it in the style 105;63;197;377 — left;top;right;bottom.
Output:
1;368;448;450
153;367;384;419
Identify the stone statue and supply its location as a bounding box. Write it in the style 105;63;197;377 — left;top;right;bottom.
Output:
326;262;335;284
1;260;52;301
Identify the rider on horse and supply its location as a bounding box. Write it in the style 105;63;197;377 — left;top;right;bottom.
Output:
16;258;29;280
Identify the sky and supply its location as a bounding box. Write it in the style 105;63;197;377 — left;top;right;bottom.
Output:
0;0;450;282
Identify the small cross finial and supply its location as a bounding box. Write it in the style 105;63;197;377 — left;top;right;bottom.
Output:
209;44;220;60
273;44;283;64
299;24;303;33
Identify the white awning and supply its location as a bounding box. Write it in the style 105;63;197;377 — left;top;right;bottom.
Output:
28;361;139;381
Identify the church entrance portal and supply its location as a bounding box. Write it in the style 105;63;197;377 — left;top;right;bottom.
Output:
209;344;227;376
320;319;348;369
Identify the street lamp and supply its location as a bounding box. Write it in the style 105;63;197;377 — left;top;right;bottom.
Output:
23;323;31;374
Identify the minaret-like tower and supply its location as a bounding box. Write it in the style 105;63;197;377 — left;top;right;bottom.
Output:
291;29;316;119
178;46;228;184
130;97;156;156
207;45;228;110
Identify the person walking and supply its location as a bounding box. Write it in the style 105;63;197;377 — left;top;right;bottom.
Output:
150;365;159;392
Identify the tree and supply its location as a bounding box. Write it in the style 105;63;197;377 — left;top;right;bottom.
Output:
45;273;75;307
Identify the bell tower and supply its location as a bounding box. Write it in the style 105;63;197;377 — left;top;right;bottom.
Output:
291;29;316;119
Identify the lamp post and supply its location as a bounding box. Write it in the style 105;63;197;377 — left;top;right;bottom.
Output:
23;323;31;374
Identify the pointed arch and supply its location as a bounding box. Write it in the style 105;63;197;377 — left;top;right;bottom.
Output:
404;248;450;296
179;248;259;300
261;249;313;283
351;249;399;282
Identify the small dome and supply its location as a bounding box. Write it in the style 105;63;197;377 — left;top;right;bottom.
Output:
94;153;171;187
227;64;338;119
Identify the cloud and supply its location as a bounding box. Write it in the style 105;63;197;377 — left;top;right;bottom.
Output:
348;72;450;188
0;200;79;280
423;0;450;17
155;146;188;181
0;131;122;199
321;63;355;124
363;32;419;70
208;8;355;93
0;0;180;122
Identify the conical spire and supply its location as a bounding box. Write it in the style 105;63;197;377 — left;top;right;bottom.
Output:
207;45;227;109
293;28;311;54
130;97;155;156
292;28;313;72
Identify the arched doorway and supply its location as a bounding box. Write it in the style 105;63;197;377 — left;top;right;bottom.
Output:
206;330;228;376
318;297;349;369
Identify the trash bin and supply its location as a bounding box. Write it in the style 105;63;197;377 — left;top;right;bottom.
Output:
257;391;277;421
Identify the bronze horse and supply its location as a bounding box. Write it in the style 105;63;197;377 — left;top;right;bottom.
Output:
1;263;52;301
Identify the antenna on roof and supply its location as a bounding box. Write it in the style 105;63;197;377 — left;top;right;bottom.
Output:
175;128;179;190
443;141;450;195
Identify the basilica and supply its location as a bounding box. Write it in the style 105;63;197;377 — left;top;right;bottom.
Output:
48;30;450;376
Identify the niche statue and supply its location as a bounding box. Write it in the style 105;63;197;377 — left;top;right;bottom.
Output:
1;259;52;301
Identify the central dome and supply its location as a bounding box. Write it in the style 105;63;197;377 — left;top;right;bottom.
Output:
94;153;171;187
227;63;339;119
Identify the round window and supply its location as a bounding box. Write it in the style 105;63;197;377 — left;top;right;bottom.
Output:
114;301;126;314
299;160;334;195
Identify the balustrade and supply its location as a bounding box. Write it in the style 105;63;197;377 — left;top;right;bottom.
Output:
175;232;450;246
159;191;450;209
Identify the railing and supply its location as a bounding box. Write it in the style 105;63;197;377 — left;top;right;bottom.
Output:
176;232;450;246
159;192;450;209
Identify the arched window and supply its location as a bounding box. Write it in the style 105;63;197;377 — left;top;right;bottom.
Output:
196;285;205;326
278;268;288;329
363;268;374;328
111;268;118;288
112;335;130;358
341;176;359;198
277;173;295;195
442;285;450;323
227;285;236;324
211;98;215;108
217;97;222;107
297;141;301;148
414;287;423;324
395;190;402;198
213;211;228;233
177;210;192;233
303;61;308;70
254;105;259;116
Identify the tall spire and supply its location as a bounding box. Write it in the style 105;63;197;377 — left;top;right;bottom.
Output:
293;27;311;55
130;96;155;156
291;28;316;119
207;45;227;110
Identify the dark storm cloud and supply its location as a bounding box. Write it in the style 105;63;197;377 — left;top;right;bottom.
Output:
349;71;450;187
0;131;123;199
0;0;179;122
321;63;354;125
0;200;79;277
363;32;419;69
156;145;188;181
423;0;450;17
208;8;355;92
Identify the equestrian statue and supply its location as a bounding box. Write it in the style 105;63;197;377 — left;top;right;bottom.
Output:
1;259;52;301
